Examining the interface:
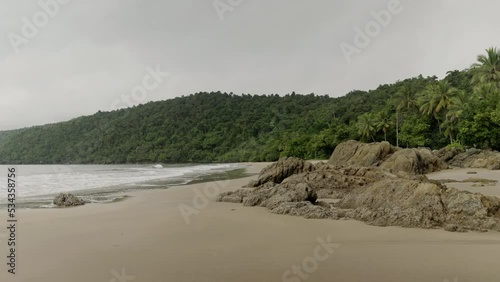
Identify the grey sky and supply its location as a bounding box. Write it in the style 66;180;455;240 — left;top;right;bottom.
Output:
0;0;498;130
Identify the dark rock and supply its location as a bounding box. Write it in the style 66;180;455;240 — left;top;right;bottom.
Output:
285;164;393;200
338;177;500;232
250;157;314;187
338;178;446;229
448;149;500;169
444;224;467;233
53;193;85;207
380;148;447;174
218;179;317;211
270;202;333;219
328;140;397;167
315;201;332;209
328;141;445;175
216;144;500;232
434;146;464;162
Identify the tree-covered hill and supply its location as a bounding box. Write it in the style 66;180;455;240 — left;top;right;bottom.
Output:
1;48;500;164
0;90;393;164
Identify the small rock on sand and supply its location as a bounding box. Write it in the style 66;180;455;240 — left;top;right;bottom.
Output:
53;193;85;207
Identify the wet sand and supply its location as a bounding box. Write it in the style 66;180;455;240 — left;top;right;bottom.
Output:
428;168;500;197
0;164;499;282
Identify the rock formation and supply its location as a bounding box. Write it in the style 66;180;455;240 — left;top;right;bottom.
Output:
284;163;392;199
448;149;500;169
433;146;464;162
338;177;500;231
328;140;397;167
379;148;446;175
217;141;500;232
249;157;314;187
53;193;85;207
327;140;445;175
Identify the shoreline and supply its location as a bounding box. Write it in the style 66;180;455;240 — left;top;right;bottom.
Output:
1;163;499;282
0;164;254;210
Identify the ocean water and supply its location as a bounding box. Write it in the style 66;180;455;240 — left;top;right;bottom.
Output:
0;163;248;209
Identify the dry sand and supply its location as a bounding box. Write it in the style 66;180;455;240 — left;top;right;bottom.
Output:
1;164;499;282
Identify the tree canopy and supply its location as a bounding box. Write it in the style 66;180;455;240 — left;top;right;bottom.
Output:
1;48;500;164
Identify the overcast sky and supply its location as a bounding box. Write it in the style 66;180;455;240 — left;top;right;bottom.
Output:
0;0;499;131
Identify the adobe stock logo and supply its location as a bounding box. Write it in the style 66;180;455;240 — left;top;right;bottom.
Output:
213;0;244;21
7;0;71;54
282;235;340;282
340;0;410;64
110;65;169;110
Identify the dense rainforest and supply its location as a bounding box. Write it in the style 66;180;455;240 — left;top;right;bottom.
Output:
1;48;500;164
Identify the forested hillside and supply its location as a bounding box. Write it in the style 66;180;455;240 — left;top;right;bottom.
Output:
1;48;500;164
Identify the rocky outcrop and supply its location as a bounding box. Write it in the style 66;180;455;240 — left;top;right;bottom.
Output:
238;180;317;209
328;140;397;167
433;146;464;162
218;176;324;217
442;189;500;231
217;189;253;204
53;193;85;207
379;148;447;175
448;149;500;169
250;157;314;187
270;202;333;219
337;177;500;231
284;163;393;199
217;143;500;232
328;141;445;175
338;178;446;228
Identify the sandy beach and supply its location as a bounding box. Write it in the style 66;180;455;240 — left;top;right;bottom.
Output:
1;163;499;282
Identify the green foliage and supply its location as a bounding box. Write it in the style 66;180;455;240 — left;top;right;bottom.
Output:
447;141;464;151
0;92;356;164
399;114;432;148
2;48;500;163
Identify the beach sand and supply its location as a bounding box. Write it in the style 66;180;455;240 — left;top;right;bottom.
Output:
1;163;499;282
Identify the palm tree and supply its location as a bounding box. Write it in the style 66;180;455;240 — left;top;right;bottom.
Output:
443;92;467;144
418;81;461;135
440;118;459;144
418;89;438;117
419;81;461;117
375;111;392;142
433;81;461;114
474;82;500;104
394;84;418;147
357;113;377;142
396;84;418;112
471;47;500;86
447;91;467;119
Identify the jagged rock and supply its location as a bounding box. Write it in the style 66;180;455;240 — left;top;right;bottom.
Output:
448;149;500;169
217;147;500;232
434;146;464;162
444;224;467;233
284;164;393;199
337;177;500;232
270;202;333;219
250;157;314;187
328;141;443;175
260;182;317;209
380;148;447;174
218;179;317;210
328;140;398;167
316;201;332;209
442;189;500;231
53;193;85;207
217;189;252;204
242;182;277;207
243;180;258;188
338;178;446;229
